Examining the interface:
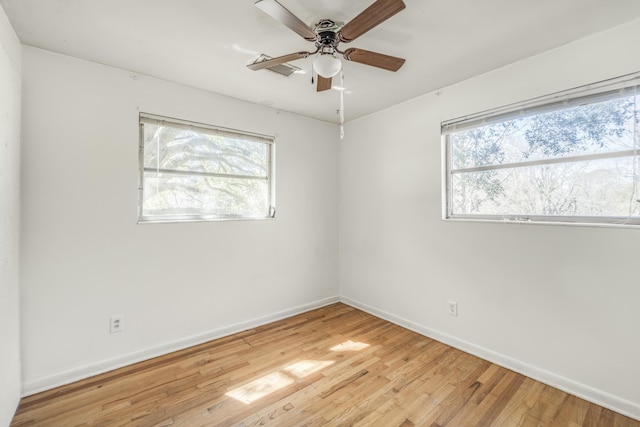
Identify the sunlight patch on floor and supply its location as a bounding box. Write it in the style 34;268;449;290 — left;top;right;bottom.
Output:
226;372;294;404
225;341;364;405
330;340;369;352
284;360;335;378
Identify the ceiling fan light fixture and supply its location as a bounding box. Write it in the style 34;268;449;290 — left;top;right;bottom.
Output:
313;54;342;78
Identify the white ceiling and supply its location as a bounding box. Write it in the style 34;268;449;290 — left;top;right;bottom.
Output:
3;0;640;123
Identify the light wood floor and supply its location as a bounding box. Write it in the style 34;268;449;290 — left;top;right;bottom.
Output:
11;303;640;426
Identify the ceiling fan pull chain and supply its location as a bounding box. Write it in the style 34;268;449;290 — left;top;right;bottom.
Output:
339;70;345;139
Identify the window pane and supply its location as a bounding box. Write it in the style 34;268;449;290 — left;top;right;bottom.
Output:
451;95;637;170
143;172;269;218
451;156;639;218
144;124;268;177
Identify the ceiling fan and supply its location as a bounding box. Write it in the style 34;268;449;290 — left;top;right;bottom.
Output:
247;0;406;92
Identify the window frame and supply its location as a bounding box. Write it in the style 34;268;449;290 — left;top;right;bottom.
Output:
441;72;640;227
138;113;276;224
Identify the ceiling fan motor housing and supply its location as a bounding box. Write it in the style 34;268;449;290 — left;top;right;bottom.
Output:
314;19;341;53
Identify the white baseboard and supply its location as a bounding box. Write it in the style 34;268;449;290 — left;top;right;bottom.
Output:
22;296;340;397
22;295;640;422
340;296;640;422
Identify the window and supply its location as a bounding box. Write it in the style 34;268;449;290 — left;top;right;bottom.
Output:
442;73;640;226
139;114;275;223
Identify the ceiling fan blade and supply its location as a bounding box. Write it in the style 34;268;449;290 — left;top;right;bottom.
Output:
255;0;317;41
338;0;405;43
343;48;405;71
247;51;311;71
317;76;332;92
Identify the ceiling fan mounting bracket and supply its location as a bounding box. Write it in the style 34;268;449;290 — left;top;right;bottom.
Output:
314;19;341;33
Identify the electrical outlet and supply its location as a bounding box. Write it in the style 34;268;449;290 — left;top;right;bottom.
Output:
448;301;458;317
109;315;124;333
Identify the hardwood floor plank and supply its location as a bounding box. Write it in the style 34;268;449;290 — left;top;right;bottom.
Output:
11;303;640;427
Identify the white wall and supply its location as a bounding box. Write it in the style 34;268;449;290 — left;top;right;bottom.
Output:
20;47;339;393
0;4;21;427
340;19;640;420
